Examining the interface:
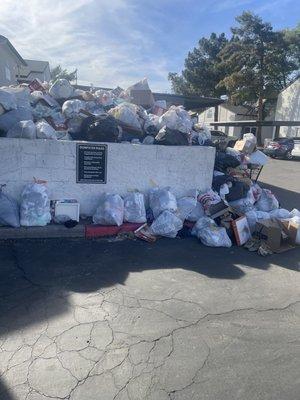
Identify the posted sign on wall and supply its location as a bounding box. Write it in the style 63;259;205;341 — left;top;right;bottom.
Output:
76;143;107;184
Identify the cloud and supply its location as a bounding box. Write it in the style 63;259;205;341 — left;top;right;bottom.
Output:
0;0;171;90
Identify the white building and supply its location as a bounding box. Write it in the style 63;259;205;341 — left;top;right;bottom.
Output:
0;35;51;86
0;35;27;86
18;59;51;83
198;102;274;142
198;103;256;137
275;78;300;138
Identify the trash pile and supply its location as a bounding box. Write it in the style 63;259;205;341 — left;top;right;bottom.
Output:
0;77;212;146
1;139;299;255
0;79;299;255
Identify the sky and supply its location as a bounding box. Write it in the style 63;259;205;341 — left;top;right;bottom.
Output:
0;0;299;92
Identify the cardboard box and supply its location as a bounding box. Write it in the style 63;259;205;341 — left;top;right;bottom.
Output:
254;219;296;253
234;139;256;154
130;89;155;108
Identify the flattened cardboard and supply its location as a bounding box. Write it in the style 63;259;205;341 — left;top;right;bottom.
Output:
254;219;296;253
129;89;155;108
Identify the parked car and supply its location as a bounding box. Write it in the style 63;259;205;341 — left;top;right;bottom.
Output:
263;137;296;160
210;130;238;150
291;138;300;158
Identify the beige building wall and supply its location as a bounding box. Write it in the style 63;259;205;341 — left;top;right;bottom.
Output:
198;105;250;137
0;46;19;86
275;79;300;138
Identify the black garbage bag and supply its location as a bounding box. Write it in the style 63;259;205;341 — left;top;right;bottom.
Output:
214;151;240;172
154;127;189;146
226;180;250;202
145;124;159;136
72;114;121;142
212;174;235;193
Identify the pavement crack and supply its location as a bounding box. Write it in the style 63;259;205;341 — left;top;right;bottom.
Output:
11;243;41;288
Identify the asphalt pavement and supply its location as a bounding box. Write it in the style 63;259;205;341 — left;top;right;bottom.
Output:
0;158;299;400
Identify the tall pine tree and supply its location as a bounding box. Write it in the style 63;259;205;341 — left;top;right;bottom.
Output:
168;33;228;97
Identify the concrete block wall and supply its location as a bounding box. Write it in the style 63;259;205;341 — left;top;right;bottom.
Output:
0;138;215;216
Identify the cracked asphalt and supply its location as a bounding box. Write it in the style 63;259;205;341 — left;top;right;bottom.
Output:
0;158;300;400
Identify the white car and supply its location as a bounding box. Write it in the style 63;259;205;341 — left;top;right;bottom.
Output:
291;139;300;157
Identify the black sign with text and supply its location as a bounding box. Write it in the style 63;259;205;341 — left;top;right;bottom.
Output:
76;143;107;184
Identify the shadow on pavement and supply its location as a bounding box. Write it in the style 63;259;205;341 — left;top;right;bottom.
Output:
0;233;299;335
0;182;299;397
0;380;15;400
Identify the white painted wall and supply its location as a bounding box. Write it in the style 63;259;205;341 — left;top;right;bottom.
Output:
0;138;215;216
0;46;19;86
198;104;250;137
275;79;300;137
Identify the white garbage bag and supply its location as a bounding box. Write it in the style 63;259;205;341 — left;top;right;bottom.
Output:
0;187;20;227
245;210;270;233
150;210;183;238
149;188;177;218
142;135;155;145
7;120;36;139
20;182;51;226
243;132;257;147
36;120;57;140
159;105;193;134
0;107;33;132
30;90;45;104
0;89;17;111
3;87;31;110
192;217;231;247
290;209;300;218
187;202;205;222
177;196;197;221
62;99;84;119
108;103;142;130
32;103;56;119
255;189;279;212
144;113;160;131
191;216;214;237
269;208;291;220
200;225;232;247
49;79;74;99
93;194;124;226
229;189;256;214
124;192;146;223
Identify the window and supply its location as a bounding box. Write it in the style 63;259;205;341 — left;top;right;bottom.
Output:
5;65;11;81
244;127;257;134
206;108;214;118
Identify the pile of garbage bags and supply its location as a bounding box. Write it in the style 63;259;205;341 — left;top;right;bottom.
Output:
0;78;211;146
0;176;299;253
0;181;51;228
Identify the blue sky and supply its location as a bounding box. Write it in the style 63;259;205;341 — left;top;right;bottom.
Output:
0;0;299;91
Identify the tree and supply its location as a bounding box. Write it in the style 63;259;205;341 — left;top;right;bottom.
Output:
50;65;77;83
168;33;229;97
218;12;300;144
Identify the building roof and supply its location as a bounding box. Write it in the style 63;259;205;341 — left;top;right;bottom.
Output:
153;92;224;110
278;76;300;94
19;59;50;78
220;103;257;117
0;35;27;65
